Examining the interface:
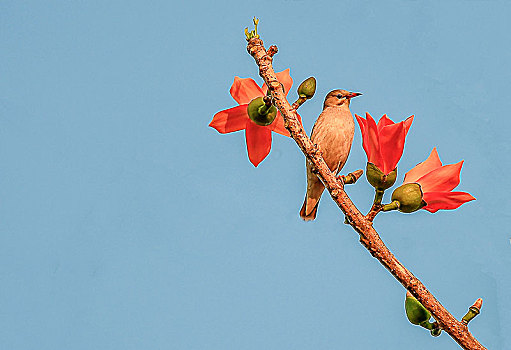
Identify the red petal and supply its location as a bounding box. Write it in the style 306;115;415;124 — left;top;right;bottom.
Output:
377;114;394;132
355;114;368;155
365;113;384;170
246;120;272;167
422;191;476;213
262;69;293;96
379;121;405;174
404;115;414;135
209;105;249;133
404;148;442;184
230;77;264;105
270;112;290;136
416;160;464;193
270;111;302;137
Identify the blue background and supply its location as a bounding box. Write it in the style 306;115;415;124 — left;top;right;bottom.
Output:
0;1;509;349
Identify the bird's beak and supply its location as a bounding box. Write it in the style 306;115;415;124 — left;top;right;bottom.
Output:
346;92;362;99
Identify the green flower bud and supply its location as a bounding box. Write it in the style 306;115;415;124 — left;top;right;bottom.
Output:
366;163;397;190
391;183;424;213
297;77;316;99
405;293;431;325
247;97;278;126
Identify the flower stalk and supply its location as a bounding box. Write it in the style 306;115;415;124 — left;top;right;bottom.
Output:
373;189;385;206
382;200;400;212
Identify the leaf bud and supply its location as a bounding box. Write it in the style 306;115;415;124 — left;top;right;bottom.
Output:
462;298;483;325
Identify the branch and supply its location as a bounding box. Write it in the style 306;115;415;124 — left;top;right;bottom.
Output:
366;203;382;222
246;37;486;350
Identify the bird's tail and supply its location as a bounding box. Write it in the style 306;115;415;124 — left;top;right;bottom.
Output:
300;196;320;221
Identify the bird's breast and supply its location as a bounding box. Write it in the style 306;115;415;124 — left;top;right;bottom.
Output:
310;107;355;172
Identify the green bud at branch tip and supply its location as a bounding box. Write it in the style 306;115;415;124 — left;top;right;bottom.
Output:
253;17;259;38
462;298;483;325
244;17;260;40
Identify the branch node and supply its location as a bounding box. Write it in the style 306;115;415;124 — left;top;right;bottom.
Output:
267;45;278;57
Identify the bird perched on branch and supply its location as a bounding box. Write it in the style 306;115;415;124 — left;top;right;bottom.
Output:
300;89;361;221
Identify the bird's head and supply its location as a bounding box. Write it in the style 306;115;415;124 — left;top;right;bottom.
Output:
324;89;362;108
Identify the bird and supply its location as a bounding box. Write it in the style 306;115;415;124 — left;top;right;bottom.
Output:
300;89;361;221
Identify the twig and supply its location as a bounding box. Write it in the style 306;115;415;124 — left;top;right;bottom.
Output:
339;169;364;185
366;204;382;222
246;37;486;350
462;298;483;325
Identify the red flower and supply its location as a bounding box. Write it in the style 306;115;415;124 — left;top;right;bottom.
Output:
209;69;299;167
355;113;414;174
403;148;475;213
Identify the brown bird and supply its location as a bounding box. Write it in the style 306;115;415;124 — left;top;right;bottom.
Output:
300;89;361;221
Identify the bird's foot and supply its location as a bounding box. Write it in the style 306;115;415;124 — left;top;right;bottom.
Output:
338;169;364;185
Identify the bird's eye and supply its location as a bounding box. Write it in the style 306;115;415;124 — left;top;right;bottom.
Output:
336;94;343;99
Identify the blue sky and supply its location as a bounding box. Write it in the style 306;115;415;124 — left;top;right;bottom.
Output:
0;1;509;349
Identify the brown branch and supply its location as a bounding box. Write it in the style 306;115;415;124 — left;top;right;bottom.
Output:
246;37;486;350
366;204;382;222
267;45;278;57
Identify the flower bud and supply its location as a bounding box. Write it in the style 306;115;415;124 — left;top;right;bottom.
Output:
462;298;483;325
247;97;278;126
405;292;431;325
297;77;316;99
391;183;424;213
366;162;397;190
